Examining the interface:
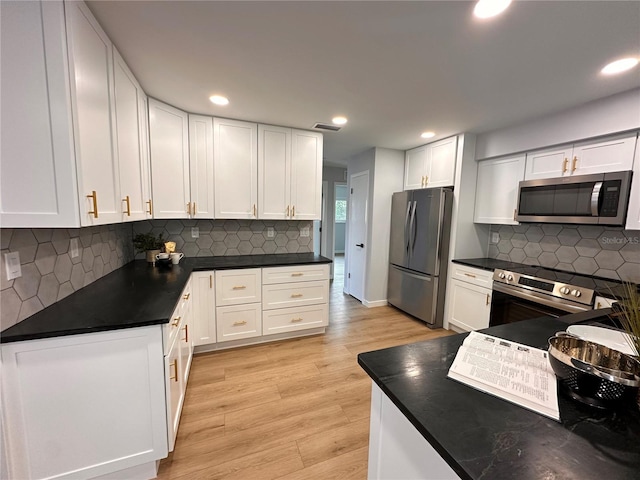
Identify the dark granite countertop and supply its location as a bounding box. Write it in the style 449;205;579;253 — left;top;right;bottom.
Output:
0;253;332;344
358;312;640;480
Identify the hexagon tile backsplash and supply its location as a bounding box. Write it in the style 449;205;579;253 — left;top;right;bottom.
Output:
488;224;640;283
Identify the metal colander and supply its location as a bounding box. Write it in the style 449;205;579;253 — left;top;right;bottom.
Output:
548;332;640;409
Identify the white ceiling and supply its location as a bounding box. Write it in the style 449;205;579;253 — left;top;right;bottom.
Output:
87;1;640;167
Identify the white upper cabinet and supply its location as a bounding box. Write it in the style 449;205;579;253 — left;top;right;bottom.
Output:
626;136;640;230
113;49;150;221
474;154;525;225
214;118;258;219
148;99;190;219
0;0;80;227
290;129;323;220
188;115;215;218
65;1;121;226
404;137;457;190
258;124;291;219
525;133;636;180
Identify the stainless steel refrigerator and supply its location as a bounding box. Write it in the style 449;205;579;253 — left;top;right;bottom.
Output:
387;187;453;328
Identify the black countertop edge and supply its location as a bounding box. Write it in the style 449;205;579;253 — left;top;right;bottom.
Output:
357;309;640;480
1;253;332;344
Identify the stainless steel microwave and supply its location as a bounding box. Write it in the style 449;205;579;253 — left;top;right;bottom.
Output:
516;171;633;225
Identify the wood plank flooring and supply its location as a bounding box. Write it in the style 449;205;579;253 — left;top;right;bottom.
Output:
157;262;454;479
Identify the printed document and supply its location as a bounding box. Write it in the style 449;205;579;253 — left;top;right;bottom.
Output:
447;331;560;421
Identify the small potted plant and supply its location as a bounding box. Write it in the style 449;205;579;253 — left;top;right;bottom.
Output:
133;232;165;264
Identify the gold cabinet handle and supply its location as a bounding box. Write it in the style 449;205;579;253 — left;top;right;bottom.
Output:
209;275;213;289
513;209;517;221
192;202;196;216
596;301;602;309
183;293;190;300
146;199;153;215
186;202;191;215
291;272;303;277
290;293;303;298
464;273;476;278
87;190;98;218
183;324;189;342
421;175;425;187
233;320;247;326
122;195;131;216
286;205;290;217
486;293;490;306
424;175;428;186
572;156;578;172
562;158;568;173
292;205;295;217
291;318;303;323
253;204;257;217
232;285;246;290
171;316;181;327
170;359;178;381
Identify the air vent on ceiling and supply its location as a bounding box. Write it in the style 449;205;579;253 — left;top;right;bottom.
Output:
312;122;341;132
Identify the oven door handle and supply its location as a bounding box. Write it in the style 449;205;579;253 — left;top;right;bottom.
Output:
492;282;590;314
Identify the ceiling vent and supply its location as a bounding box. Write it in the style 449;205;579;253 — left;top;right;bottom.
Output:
312;122;341;132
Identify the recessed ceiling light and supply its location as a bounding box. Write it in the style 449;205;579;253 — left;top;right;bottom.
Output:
209;95;229;106
473;0;512;19
421;131;436;139
332;116;348;125
601;57;639;75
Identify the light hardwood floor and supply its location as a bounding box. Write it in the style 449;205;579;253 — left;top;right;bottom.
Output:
157;262;454;480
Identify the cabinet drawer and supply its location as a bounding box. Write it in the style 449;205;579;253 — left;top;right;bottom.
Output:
262;280;329;310
216;304;262;342
450;264;493;288
262;264;330;284
163;303;184;356
263;304;328;336
215;268;261;306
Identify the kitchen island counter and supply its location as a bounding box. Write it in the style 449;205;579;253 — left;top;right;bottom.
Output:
358;314;640;480
0;253;331;344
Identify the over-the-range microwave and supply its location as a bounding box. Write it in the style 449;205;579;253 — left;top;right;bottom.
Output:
516;170;633;225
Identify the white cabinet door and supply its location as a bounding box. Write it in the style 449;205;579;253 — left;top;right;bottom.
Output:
525;145;573;180
474;154;526;225
149;99;190;219
113;49;149;221
426;137;457;188
404;145;427;190
594;296;615;309
2;326;168;479
179;281;194;385
214;118;258;219
189;115;214;218
191;272;216;346
0;0;80;228
165;332;183;453
626;136;640;230
290;129;323;220
258;124;291;219
66;1;121;226
138;94;153;218
572;134;636;176
447;279;492;332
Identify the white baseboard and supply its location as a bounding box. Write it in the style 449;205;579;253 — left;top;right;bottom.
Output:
362;299;388;308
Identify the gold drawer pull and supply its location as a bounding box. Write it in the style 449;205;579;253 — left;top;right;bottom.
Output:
291;272;304;277
233;321;247;326
170;360;178;381
122;195;131;216
232;285;246;290
291;318;303;323
87;190;98;218
146;199;153;215
486;293;490;306
183;324;189;342
171;317;181;327
253;204;257;217
210;275;213;288
291;293;303;298
464;273;476;278
183;293;190;300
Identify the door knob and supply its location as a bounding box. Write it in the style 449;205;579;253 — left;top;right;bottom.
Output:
356;243;364;248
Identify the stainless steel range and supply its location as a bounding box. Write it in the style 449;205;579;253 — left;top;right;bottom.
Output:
489;267;613;326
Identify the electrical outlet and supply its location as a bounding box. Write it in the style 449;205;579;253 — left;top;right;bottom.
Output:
300;226;310;237
4;252;21;280
491;232;500;244
267;227;274;238
70;238;80;258
191;227;199;238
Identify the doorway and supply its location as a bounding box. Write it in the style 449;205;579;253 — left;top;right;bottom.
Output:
346;171;369;302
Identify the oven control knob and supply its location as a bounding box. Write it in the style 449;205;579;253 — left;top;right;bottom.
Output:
560;287;570;295
507;274;514;281
498;272;506;279
571;289;581;298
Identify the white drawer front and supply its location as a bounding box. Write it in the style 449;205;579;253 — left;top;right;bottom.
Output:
263;304;329;336
215;268;262;306
262;264;330;284
262;280;329;310
216;304;262;342
163;303;184;356
450;264;493;288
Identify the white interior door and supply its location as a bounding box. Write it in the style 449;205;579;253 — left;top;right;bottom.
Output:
347;171;369;302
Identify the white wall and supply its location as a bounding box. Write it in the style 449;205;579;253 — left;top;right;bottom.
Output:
475;88;640;160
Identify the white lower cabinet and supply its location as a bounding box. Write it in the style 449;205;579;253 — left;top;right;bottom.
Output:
1;326;168;480
191;271;216;345
446;265;493;332
216;303;262;342
594;296;615;310
263;303;329;335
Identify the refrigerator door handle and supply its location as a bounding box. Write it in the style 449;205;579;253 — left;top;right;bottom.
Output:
404;202;412;252
410;201;417;252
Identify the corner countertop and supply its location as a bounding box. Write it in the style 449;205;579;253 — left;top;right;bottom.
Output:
357;313;640;480
0;253;332;344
